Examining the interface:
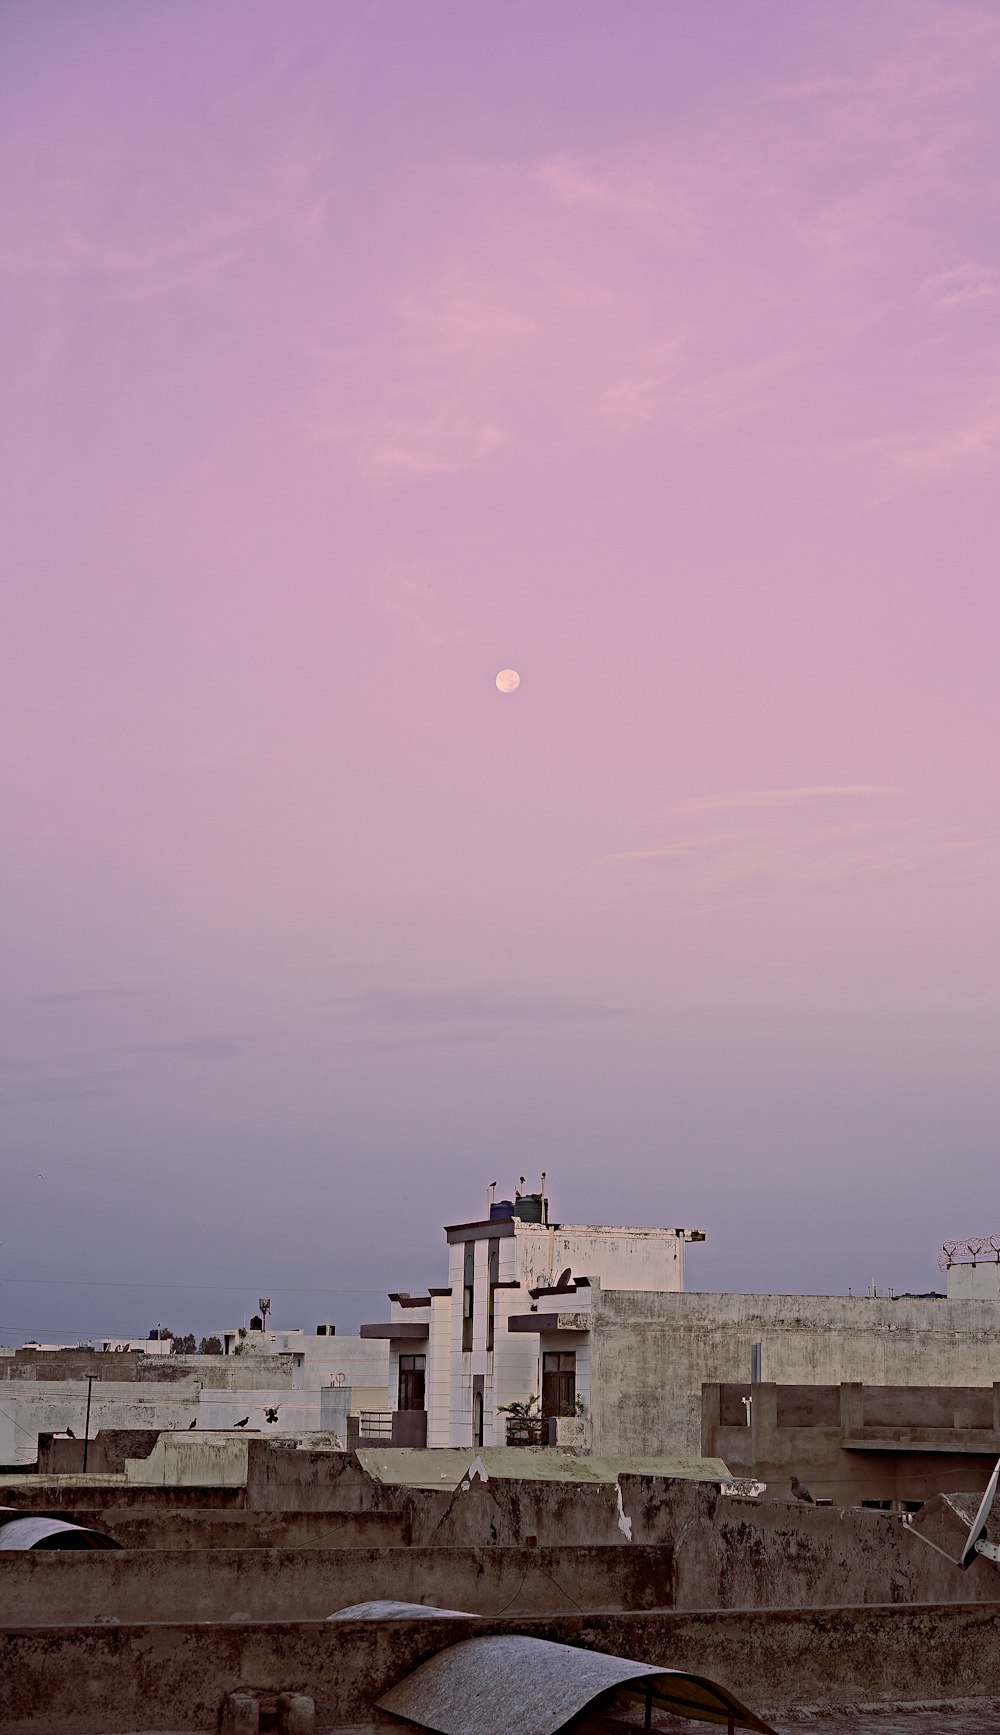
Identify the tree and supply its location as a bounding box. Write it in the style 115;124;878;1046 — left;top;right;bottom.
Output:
199;1336;222;1356
172;1333;196;1355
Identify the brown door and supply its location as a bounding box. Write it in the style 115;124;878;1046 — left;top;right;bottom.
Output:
542;1351;576;1422
398;1354;426;1410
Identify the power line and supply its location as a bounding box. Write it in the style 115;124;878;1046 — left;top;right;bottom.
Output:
0;1275;389;1295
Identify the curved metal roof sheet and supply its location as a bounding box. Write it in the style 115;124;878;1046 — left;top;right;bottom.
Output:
377;1634;777;1735
0;1516;120;1550
326;1600;475;1621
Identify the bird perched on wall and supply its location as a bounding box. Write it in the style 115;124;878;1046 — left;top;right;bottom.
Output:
790;1476;815;1503
188;1419;197;1429
234;1416;249;1428
65;1427;76;1438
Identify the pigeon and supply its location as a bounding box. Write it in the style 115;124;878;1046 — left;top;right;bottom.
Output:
264;1407;279;1424
65;1428;76;1439
188;1419;197;1429
791;1475;815;1504
234;1417;250;1428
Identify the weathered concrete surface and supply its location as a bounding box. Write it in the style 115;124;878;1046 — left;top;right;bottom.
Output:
98;1510;410;1550
5;1606;1000;1733
702;1381;1000;1505
0;1543;673;1624
906;1486;1000;1565
125;1434;254;1487
0;1480;244;1513
37;1430;163;1477
589;1288;1000;1459
618;1477;1000;1608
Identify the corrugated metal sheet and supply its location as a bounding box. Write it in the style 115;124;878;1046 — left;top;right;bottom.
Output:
377;1635;777;1735
356;1447;730;1489
0;1517;120;1550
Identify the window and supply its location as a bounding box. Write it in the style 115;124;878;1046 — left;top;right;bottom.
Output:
486;1236;500;1351
473;1390;484;1447
462;1242;475;1352
542;1351;576;1422
398;1354;426;1411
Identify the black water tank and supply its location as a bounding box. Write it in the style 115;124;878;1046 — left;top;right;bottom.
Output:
514;1193;545;1224
490;1199;515;1221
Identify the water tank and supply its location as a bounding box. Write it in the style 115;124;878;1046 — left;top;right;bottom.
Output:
490;1200;515;1221
514;1193;546;1224
250;1314;263;1331
315;1324;336;1336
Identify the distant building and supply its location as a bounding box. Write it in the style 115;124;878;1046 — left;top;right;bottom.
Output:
361;1190;705;1449
361;1193;1000;1460
702;1377;1000;1506
0;1327;389;1468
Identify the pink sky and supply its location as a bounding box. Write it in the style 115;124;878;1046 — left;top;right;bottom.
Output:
3;1;1000;1340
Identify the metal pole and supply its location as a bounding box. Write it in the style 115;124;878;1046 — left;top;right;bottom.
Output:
82;1374;94;1472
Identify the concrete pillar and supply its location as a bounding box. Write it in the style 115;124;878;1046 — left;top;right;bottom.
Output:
700;1383;721;1457
277;1692;316;1734
221;1692;259;1734
839;1382;864;1439
749;1382;777;1478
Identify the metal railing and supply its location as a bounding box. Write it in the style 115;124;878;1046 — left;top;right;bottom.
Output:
358;1410;393;1441
505;1416;548;1447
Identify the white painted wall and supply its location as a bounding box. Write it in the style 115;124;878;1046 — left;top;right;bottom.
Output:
946;1262;1000;1300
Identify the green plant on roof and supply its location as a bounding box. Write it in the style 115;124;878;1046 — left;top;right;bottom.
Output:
497;1394;540;1418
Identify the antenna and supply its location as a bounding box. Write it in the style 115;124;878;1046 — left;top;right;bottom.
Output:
258;1298;271;1330
959;1457;1000;1568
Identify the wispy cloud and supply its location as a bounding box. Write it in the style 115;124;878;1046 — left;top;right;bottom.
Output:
919;261;1000;310
865;377;1000;479
591;786;1000;902
370;414;508;477
672;785;895;817
324;985;628;1040
29;986;145;1005
130;1036;248;1062
383;570;471;650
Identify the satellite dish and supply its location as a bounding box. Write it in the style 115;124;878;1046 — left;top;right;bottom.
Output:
960;1456;1000;1568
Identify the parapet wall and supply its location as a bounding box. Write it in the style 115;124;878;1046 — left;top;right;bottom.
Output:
5;1605;1000;1732
0;1543;672;1625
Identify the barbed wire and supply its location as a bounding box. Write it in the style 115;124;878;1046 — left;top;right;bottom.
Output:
938;1236;1000;1270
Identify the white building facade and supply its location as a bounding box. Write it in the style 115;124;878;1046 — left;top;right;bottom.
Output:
361;1192;704;1450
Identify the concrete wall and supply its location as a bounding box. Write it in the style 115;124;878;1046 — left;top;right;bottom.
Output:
616;1475;1000;1608
0;1543;673;1625
6;1604;1000;1732
703;1381;1000;1504
948;1261;1000;1299
6;1493;994;1616
37;1430;162;1476
96;1510;411;1549
125;1433;252;1487
0;1358;300;1467
589;1289;1000;1458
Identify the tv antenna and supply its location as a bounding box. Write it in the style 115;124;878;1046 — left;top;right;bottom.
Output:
258;1298;271;1330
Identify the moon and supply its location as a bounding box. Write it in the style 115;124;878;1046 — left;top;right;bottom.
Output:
495;669;521;693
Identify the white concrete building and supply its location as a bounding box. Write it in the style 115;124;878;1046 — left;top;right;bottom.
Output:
0;1328;390;1467
361;1191;705;1450
942;1238;1000;1300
